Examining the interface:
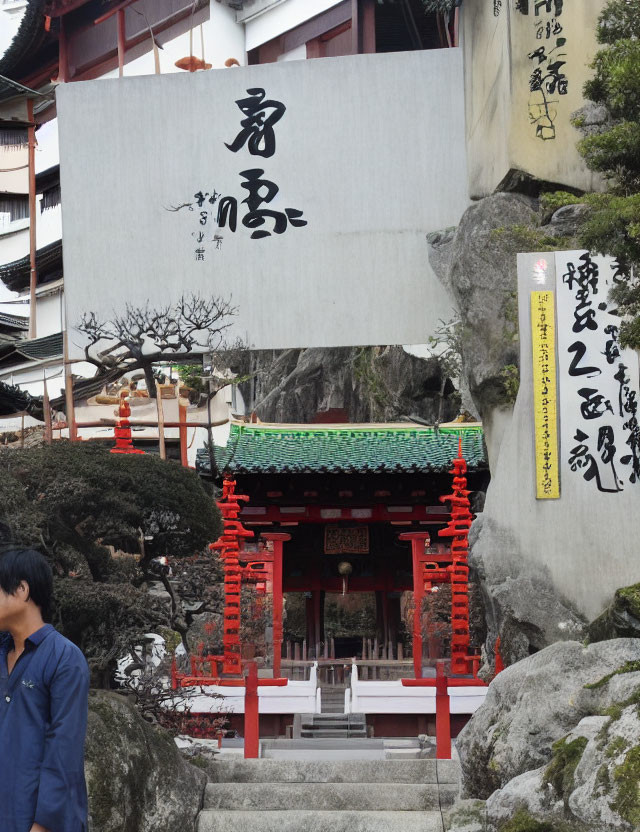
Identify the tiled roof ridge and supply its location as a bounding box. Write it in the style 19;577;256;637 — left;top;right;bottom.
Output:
228;422;483;437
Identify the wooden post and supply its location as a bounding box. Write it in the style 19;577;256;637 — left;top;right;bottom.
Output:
63;331;77;441
20;414;25;448
42;376;52;444
435;659;451;760
154;381;166;460
178;397;188;467
117;9;126;77
244;661;259;759
27;99;37;340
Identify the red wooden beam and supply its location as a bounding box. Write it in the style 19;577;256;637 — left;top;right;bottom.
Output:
399;532;431;679
261;533;291;680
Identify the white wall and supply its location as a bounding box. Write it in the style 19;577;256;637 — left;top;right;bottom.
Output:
244;0;345;51
35;289;64;338
58;50;468;357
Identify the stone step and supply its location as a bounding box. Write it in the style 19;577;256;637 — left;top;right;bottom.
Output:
300;729;367;738
198;810;444;832
203;782;456;812
207;758;446;783
301;721;362;730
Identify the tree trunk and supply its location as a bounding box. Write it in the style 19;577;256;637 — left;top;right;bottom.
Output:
143;364;157;398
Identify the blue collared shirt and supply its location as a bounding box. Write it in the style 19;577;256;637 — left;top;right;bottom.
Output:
0;624;89;832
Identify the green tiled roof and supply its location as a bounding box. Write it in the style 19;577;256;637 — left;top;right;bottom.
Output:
198;423;487;475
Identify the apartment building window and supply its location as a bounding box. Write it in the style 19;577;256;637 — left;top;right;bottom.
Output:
0;195;29;229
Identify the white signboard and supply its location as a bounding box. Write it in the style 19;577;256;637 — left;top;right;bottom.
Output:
555;251;640;494
56;50;469;359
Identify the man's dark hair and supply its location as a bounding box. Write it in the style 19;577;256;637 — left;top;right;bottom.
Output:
0;548;54;621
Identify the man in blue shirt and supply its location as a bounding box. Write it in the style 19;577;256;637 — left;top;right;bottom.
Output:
0;548;90;832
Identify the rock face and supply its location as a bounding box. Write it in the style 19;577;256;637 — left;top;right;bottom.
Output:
85;690;206;832
428;192;536;425
589;583;640;643
238;346;459;424
456;639;640;805
469;515;586;671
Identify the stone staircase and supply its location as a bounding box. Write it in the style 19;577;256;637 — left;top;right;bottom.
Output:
295;712;367;738
320;685;346;713
197;759;459;832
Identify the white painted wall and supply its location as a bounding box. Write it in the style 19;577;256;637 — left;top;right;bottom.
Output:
35;289;64;338
58;50;468;357
277;44;307;62
244;0;345;51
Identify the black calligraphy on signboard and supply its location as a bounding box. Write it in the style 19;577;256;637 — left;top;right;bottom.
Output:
556;252;640;494
532;290;560;498
166;88;307;260
494;0;503;16
518;0;567;140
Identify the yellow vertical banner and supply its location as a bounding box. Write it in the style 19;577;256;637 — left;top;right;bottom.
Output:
531;291;560;499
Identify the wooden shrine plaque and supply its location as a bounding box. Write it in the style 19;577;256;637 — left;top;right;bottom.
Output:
324;526;369;555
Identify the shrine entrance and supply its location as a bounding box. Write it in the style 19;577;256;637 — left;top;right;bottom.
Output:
198;421;490;681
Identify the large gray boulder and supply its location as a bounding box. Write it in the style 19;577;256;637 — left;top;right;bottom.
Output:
485;706;640;832
456;639;640;800
85;690;207;832
469;514;586;671
428;192;537;429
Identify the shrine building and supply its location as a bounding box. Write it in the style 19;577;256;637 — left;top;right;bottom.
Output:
196;420;489;738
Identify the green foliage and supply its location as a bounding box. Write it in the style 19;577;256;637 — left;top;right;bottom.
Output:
577;0;640;348
589;581;640;642
539;191;583;222
0;443;221;679
579;122;640;189
612;745;640;827
491;225;573;254
174;363;204;393
543;736;588;803
499;365;520;406
596;0;640;44
499;809;575;832
584;660;640;690
606;736;630;758
585;39;640;124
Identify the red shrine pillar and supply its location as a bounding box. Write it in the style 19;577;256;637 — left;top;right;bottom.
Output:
439;438;472;676
399;532;431;679
260;532;291;680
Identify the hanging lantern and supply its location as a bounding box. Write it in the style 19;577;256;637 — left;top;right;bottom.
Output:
337;561;353;596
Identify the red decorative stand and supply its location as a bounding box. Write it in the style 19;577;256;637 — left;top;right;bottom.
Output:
209;478;254;676
439;438;472;675
111;393;145;455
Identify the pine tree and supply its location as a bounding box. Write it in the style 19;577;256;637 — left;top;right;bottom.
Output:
577;0;640;349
